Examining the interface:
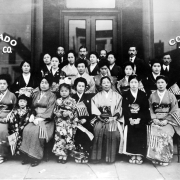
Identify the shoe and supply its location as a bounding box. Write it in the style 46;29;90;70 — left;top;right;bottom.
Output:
31;159;40;167
136;156;143;165
159;162;169;166
21;158;29;165
129;156;136;164
61;159;67;164
57;159;62;163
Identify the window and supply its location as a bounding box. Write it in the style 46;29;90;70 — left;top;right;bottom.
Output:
66;0;115;8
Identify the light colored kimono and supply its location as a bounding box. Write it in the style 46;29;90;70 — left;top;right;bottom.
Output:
91;89;124;163
62;64;78;80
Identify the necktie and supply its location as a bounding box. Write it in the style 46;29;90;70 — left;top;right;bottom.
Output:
165;67;168;73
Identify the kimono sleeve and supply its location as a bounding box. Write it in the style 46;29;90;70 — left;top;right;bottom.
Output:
149;93;157;120
36;93;56;119
86;77;95;94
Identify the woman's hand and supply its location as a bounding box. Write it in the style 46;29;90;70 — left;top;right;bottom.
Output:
29;114;35;122
129;118;134;125
80;119;86;124
160;120;168;126
33;118;39;125
153;119;161;125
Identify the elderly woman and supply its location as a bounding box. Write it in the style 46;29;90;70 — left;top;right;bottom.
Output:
147;75;180;166
61;50;78;80
91;76;123;163
19;76;56;167
11;60;38;95
72;77;95;163
122;75;151;164
0;74;17;163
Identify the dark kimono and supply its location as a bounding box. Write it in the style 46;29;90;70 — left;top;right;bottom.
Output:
7;107;31;155
142;73;160;98
11;74;38;95
109;64;123;82
0;90;17;158
20;90;56;160
91;89;123;163
88;64;100;76
72;93;95;161
147;90;180;163
122;90;151;156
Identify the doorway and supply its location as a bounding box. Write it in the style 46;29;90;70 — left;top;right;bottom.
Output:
64;15;117;54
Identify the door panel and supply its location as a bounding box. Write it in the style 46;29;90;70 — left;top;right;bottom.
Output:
64;15;117;54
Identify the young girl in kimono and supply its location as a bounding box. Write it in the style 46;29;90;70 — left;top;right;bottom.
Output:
72;77;95;163
117;62;144;96
147;75;180;166
7;94;31;156
122;75;151;164
52;83;79;164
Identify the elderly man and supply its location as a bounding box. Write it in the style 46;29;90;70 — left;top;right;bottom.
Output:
56;46;68;69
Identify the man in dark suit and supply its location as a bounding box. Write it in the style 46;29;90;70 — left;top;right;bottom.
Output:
128;46;149;80
107;51;123;82
78;46;90;66
161;54;180;88
56;46;68;69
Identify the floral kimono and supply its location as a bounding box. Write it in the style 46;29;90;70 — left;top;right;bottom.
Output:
147;90;180;163
52;96;79;159
7;107;31;155
91;89;124;163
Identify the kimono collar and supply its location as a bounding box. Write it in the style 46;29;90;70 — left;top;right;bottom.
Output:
130;89;138;101
77;93;83;103
157;89;166;104
103;89;112;98
152;72;160;80
68;63;75;69
52;68;59;75
0;89;8;102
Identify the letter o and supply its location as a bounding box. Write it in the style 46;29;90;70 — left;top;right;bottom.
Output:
10;40;17;46
176;36;180;43
169;39;176;46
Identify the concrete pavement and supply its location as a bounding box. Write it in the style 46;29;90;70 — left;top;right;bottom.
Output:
0;154;180;180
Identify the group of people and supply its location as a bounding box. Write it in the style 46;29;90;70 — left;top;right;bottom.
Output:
0;45;180;168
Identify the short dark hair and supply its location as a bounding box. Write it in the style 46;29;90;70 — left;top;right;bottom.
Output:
98;60;109;69
66;50;77;59
122;61;134;70
39;76;53;88
74;77;87;91
79;45;87;51
20;60;31;72
100;76;112;85
128;74;139;83
59;83;71;92
150;59;162;67
89;51;99;59
156;75;168;84
0;74;12;86
107;51;116;59
75;58;88;68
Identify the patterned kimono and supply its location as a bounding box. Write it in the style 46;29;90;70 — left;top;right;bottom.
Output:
62;64;78;80
7;107;31;155
52;96;79;159
72;93;95;161
147;90;180;163
0;90;17;158
20;90;56;160
122;90;151;156
91;89;124;163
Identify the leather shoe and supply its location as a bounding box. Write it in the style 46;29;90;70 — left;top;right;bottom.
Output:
61;159;67;164
21;159;29;165
31;159;40;167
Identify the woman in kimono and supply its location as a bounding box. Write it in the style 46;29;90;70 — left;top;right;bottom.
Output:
142;59;162;98
122;75;151;164
11;60;39;96
147;75;180;166
50;56;67;93
61;50;78;80
20;76;56;167
88;51;100;76
7;94;31;156
52;83;79;164
91;76;123;163
72;77;95;163
0;74;17;163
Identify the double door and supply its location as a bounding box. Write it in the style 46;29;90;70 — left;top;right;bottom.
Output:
64;15;117;54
